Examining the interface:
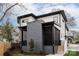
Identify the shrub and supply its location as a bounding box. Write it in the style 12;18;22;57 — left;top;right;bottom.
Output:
29;39;34;51
75;41;79;44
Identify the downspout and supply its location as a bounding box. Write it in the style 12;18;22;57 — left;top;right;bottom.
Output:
21;28;23;53
20;20;23;53
64;21;66;53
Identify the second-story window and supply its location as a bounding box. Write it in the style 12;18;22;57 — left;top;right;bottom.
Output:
53;15;60;26
22;20;25;23
53;16;58;23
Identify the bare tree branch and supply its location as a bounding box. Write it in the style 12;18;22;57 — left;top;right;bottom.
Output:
18;4;27;10
0;3;18;22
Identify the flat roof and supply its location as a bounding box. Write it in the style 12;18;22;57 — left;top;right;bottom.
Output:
17;10;67;23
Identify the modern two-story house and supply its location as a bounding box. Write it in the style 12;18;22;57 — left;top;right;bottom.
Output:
17;10;69;54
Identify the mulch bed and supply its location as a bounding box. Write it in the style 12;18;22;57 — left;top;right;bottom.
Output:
21;51;48;56
4;43;48;56
4;43;21;56
4;51;48;56
4;49;48;56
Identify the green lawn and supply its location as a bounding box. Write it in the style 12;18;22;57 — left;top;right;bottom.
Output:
64;51;79;56
13;53;34;56
12;52;47;56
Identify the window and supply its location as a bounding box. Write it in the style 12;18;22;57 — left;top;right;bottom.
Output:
53;15;60;26
53;16;58;23
22;20;25;23
22;40;27;46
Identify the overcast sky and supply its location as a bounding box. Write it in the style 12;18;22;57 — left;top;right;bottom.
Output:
1;3;79;31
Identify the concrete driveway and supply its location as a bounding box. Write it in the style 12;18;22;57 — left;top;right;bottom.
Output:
68;44;79;51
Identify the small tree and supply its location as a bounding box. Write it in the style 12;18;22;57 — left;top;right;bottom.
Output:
29;39;34;51
0;20;13;42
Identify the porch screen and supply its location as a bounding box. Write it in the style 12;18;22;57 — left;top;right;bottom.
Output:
54;27;61;45
43;25;52;45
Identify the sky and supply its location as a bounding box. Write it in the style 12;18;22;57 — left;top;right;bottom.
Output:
1;3;79;31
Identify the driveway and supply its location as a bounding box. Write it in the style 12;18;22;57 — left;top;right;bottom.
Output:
68;44;79;51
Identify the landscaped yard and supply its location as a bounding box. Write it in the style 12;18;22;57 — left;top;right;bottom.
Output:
13;51;79;56
64;51;79;56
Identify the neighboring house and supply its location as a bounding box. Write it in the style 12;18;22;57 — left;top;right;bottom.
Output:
68;30;79;43
66;30;74;43
17;10;69;54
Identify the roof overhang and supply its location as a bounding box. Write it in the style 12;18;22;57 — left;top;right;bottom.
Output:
17;10;67;23
18;26;27;31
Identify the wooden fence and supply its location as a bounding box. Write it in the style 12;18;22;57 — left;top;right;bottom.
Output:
0;41;11;56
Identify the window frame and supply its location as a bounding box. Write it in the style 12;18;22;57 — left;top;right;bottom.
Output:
53;15;61;26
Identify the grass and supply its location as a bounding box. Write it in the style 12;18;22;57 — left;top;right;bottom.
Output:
12;52;47;56
13;51;79;56
64;51;79;56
